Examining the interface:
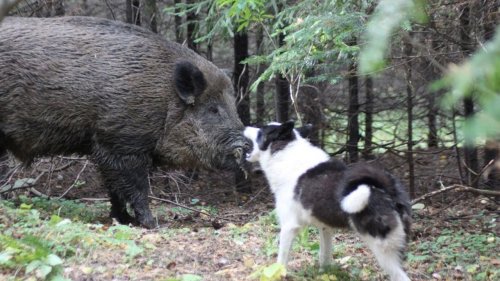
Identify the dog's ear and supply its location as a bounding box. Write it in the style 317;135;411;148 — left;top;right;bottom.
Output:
282;120;295;131
258;121;296;150
296;124;313;138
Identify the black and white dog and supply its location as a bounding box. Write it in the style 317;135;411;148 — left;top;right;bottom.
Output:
244;121;412;281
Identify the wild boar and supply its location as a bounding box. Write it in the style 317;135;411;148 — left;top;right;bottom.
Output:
0;16;249;228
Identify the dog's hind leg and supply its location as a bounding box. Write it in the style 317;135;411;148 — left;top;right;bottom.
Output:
277;224;301;266
318;226;334;268
361;219;410;281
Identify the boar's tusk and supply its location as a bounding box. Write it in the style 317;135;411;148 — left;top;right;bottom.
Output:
233;147;248;179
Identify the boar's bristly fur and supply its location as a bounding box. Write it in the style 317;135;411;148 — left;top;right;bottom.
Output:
0;16;249;228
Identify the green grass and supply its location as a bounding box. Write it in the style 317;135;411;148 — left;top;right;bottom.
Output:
409;229;499;280
0;200;145;281
12;195;109;223
1;199;498;281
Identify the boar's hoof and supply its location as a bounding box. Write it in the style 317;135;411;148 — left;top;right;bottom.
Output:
137;214;157;229
111;210;135;226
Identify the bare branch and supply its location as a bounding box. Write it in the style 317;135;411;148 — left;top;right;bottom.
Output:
412;184;500;205
0;171;46;194
57;160;89;199
149;195;239;223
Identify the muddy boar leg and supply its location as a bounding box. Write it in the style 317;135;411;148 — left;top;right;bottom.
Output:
99;166;156;229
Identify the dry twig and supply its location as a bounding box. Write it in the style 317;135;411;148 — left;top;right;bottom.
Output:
149;195;240;223
58;160;89;199
411;184;500;205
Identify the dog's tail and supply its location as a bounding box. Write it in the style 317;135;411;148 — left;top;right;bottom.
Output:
340;183;371;214
339;163;412;281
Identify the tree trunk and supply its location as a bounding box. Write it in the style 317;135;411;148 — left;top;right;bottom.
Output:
347;38;359;163
206;42;213;62
427;94;438;148
404;38;416;198
186;0;198;52
234;31;250;126
363;76;373;159
460;3;479;185
126;0;141;26
233;31;251;194
275;33;289;123
298;70;322;146
174;0;183;43
142;0;158;33
255;26;265;126
481;1;499;191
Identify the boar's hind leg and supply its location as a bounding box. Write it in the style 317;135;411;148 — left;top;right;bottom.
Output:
99;166;156;229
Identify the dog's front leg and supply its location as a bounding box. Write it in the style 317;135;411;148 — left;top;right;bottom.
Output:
277;225;300;266
318;226;334;268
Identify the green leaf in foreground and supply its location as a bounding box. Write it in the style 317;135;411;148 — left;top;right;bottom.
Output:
412;203;425;210
250;262;286;281
181;274;203;281
360;0;427;74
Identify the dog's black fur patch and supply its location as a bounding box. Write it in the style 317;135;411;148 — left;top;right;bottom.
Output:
295;160;411;240
294;159;350;228
257;121;296;154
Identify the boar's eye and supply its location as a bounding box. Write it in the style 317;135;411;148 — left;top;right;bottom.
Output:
209;106;219;114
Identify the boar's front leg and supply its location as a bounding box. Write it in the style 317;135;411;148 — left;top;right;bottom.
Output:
108;190;134;225
99;165;156;229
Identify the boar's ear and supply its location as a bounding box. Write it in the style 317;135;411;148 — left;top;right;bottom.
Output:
174;61;207;105
296;124;313;138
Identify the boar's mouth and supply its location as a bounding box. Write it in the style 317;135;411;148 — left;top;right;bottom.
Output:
216;135;251;175
232;146;251;178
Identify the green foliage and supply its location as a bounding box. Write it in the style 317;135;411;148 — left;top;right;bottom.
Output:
359;0;427;74
290;264;359;281
0;201;147;280
293;227;320;255
250;262;286;281
248;1;367;91
439;27;500;142
164;0;270;44
216;0;271;32
411;229;499;279
15;195;108;223
0;234;67;280
180;274;204;281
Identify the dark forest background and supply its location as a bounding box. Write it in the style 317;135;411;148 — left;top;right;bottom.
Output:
3;0;500;201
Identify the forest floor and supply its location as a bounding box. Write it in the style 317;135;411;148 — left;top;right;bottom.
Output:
0;153;499;281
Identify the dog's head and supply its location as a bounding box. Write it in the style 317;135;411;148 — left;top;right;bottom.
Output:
243;121;313;162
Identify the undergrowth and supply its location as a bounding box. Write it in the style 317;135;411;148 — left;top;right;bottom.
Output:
0;200;143;281
0;199;498;281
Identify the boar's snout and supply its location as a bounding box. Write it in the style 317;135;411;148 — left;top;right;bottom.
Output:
220;134;250;171
229;137;252;177
230;137;250;163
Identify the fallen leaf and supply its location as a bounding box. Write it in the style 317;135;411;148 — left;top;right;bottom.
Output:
243;258;255;268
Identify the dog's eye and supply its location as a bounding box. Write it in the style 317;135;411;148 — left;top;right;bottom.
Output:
256;131;263;144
